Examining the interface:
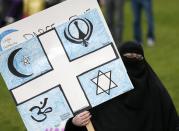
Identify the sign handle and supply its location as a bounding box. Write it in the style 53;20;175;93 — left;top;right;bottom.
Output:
86;120;95;131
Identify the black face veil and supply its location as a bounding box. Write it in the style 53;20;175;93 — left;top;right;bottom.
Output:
119;41;149;109
117;41;178;131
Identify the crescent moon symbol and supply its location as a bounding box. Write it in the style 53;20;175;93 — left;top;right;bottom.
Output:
8;48;33;78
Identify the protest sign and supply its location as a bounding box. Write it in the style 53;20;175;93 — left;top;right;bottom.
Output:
0;0;134;130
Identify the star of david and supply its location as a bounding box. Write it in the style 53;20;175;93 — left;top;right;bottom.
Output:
91;70;118;95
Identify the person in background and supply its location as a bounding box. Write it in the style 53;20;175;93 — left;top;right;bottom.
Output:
23;0;45;17
65;41;178;131
131;0;155;46
105;0;125;47
0;0;5;27
97;0;100;5
0;0;23;26
45;0;64;8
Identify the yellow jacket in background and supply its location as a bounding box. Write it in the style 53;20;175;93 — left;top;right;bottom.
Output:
23;0;45;17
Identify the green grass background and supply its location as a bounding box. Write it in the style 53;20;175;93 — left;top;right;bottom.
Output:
0;0;178;130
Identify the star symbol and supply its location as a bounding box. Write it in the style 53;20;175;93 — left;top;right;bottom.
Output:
21;56;30;66
91;70;118;95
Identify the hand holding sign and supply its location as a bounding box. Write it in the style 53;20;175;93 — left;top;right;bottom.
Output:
72;111;91;127
72;111;95;131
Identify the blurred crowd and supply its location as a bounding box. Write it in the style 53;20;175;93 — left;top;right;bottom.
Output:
99;0;155;47
0;0;155;47
0;0;64;27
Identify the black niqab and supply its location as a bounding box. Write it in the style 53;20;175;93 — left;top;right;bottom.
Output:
65;41;178;131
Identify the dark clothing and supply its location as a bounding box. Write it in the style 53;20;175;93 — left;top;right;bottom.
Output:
0;0;22;27
0;0;10;27
6;0;23;19
97;0;100;5
65;42;178;131
131;0;155;43
105;0;125;47
45;0;64;8
177;117;179;131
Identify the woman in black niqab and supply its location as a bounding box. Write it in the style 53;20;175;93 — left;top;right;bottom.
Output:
65;41;178;131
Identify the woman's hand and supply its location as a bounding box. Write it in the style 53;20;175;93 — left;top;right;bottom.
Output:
72;111;92;127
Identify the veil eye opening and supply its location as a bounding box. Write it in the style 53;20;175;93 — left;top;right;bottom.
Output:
123;53;144;61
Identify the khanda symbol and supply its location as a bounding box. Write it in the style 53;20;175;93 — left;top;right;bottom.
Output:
64;18;93;47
